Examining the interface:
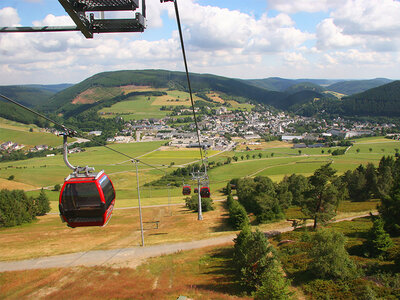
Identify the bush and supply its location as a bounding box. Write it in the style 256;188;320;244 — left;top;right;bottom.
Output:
53;184;61;191
185;194;214;212
233;227;291;297
309;228;359;280
7;175;14;180
228;200;249;230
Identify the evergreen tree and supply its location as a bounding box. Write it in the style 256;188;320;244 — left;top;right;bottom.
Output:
233;227;290;296
36;188;51;216
309;228;358;279
379;183;400;236
364;216;393;258
228;200;249;230
254;260;292;300
301;163;339;229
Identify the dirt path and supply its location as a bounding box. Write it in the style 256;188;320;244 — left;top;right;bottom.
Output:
0;213;374;272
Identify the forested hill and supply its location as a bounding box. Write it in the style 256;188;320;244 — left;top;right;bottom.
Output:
328;78;393;95
2;70;399;123
44;69;287;112
0;85;58;108
342;80;400;116
0;84;68;126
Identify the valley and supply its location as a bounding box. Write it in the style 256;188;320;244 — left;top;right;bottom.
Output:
1;70;400;299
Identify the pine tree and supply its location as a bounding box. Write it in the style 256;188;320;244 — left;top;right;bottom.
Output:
36;188;51;216
365;216;393;258
233;227;291;297
379;183;400;236
301;163;339;229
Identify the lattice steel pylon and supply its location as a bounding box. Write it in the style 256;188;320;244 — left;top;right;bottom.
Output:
59;0;146;38
0;0;146;38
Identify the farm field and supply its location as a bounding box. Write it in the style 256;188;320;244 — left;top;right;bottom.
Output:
2;137;400;213
99;95;169;120
0;127;64;148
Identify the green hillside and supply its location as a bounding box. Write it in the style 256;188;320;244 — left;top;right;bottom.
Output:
0;85;55;107
44;70;287;114
342;80;400;116
284;82;326;94
328;78;392;95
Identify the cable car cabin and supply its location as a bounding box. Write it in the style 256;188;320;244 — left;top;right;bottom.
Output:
200;187;210;198
59;171;115;228
182;185;191;196
194;188;199;193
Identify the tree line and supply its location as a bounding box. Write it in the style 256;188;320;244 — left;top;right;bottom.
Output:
230;155;400;231
0;189;51;227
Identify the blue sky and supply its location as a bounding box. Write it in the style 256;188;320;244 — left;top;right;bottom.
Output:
1;0;400;84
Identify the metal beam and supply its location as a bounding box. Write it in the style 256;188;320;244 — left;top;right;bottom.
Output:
59;0;93;38
0;26;79;33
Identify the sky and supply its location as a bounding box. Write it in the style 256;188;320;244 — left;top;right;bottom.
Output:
1;0;400;85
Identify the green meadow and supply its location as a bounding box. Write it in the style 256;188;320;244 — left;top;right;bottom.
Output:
0;127;64;148
2;136;400;214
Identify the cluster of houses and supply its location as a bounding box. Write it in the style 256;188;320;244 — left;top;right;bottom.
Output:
2;103;397;154
101;105;392;151
0;141;52;153
0;141;24;152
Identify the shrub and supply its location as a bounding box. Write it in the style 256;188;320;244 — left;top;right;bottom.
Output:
309;228;358;280
7;175;14;180
185;194;214;212
233;227;291;297
228;200;249;230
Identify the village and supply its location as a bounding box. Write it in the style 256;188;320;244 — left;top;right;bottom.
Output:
1;104;396;156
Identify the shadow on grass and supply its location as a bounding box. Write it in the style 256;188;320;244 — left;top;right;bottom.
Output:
194;247;245;297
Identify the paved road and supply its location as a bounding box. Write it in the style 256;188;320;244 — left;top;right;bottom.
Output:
0;213;374;272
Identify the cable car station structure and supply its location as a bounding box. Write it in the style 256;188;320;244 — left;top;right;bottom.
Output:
0;0;147;38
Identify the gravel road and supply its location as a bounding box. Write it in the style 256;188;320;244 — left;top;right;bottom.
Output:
0;213;374;272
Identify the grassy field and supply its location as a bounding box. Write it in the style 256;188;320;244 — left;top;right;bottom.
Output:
99;95;169;120
0;127;64;148
2;137;399;212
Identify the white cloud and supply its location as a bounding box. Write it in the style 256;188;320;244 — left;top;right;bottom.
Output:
267;0;347;13
316;18;362;50
332;0;400;36
282;52;308;66
315;0;400;52
0;7;20;26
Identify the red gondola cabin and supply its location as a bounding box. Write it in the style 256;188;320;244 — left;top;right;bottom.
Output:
200;186;210;198
59;171;115;228
182;185;191;195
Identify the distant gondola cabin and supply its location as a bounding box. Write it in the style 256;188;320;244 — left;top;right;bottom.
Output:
182;185;191;195
200;186;210;198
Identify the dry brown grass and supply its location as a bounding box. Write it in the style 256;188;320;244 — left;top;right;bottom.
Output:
0;244;252;299
71;89;97;104
0;202;232;262
206;92;225;103
0;178;36;190
122;85;161;93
